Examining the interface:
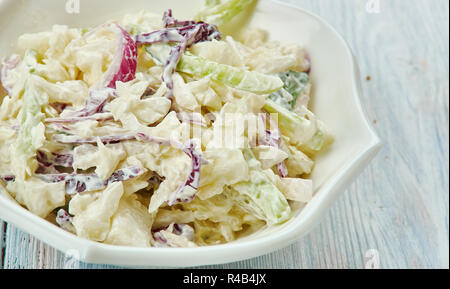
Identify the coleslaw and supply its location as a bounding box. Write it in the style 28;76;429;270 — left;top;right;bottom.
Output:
0;0;333;247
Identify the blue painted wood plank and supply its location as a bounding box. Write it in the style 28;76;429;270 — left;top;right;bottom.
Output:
0;221;5;269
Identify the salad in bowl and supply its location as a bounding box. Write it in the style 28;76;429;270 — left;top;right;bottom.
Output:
0;0;332;248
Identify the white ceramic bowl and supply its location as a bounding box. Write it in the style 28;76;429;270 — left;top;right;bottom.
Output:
0;0;381;267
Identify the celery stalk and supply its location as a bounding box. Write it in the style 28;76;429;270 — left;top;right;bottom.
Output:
146;44;283;94
269;71;310;110
228;149;291;225
264;99;324;151
205;0;220;8
15;50;47;177
196;0;255;27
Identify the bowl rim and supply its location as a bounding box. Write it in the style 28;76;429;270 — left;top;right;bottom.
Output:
0;0;382;267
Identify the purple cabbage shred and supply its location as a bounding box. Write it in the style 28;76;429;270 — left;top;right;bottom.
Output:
135;10;222;99
152;223;195;247
52;132;206;204
56;209;75;233
36;151;73;174
38;166;144;195
259;113;289;178
66;88;116;118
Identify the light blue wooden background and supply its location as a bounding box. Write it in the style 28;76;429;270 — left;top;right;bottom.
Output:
1;0;449;269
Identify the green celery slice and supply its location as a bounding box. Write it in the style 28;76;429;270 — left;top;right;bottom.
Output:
269;71;310;110
264;99;324;151
205;0;220;8
15;50;47;176
195;0;255;27
146;44;283;94
17;82;45;159
228;149;291;225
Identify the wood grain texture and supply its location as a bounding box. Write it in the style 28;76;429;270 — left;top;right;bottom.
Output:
1;0;449;269
0;221;5;268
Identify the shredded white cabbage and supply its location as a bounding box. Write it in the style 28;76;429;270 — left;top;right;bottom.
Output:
0;6;332;247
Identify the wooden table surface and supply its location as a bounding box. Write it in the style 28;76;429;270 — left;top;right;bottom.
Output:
1;0;448;269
